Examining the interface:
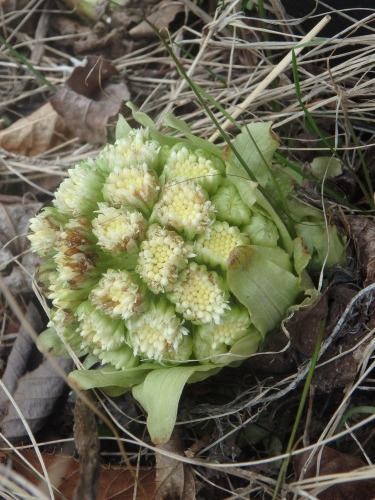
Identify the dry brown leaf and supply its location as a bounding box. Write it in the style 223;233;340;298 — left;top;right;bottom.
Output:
50;56;130;144
155;429;195;500
0;299;72;440
13;449;156;499
346;215;375;286
0;201;42;294
129;0;185;38
0;102;72;156
294;446;375;500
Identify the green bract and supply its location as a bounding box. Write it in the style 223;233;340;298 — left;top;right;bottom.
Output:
29;106;345;444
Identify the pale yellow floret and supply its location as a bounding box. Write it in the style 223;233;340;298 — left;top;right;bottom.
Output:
204;223;240;259
165;147;216;180
104;129;160;170
103;163;159;212
152;181;215;239
136;225;193;293
127;305;189;361
90;269;143;320
195;221;248;269
92;203;145;253
168;263;230;324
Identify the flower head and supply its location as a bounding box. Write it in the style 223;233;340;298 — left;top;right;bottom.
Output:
54;160;104;215
163;144;224;193
103;163;160;214
136;224;193;293
90;269;144;320
28;207;66;257
195;221;249;270
77;301;127;354
92;203;145;253
100;128;160;171
152;181;215;240
167;262;230;324
126;301;191;361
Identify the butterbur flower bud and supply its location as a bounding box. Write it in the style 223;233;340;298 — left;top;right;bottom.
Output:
77;301;127;354
28;207;66;257
167;262;230;324
54;160;104;216
89;269;144;320
103;163;160;214
163;144;224;194
100;128;160;172
126;301;191;361
98;344;139;371
195;221;249;270
92;203;145;253
136;224;193;293
152;181;215;240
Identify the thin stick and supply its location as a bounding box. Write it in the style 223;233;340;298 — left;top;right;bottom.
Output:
209;15;331;142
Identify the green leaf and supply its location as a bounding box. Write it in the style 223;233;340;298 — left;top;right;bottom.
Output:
227;245;301;335
132;364;219;444
228;122;280;187
310;156;342;179
69;364;156;391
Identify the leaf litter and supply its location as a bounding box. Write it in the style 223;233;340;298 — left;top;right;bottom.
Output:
0;1;374;499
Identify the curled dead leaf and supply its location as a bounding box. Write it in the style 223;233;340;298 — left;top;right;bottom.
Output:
50;56;130;144
155;429;195;500
129;0;185;38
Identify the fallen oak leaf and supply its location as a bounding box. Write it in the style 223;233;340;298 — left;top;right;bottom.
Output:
0;102;73;156
0;301;72;441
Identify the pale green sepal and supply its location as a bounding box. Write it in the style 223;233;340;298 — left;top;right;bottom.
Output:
227;245;301;336
310;156;342;179
219;328;262;366
228;122;280;187
132;364;218;444
242;213;279;247
226;162;293;254
115;114;132;141
37;328;70;358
